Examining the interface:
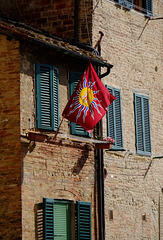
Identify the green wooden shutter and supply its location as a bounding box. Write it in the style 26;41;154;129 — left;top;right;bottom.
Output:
36;63;59;131
106;86;123;149
43;198;54;240
54;201;71;240
134;93;152;156
107;88;115;140
135;94;144;152
118;0;133;9
114;89;123;148
146;0;153;16
54;203;67;240
69;72;91;137
77;201;91;240
143;97;151;153
53;67;59;130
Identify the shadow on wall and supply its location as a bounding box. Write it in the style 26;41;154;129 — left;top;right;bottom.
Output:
34;203;43;240
21;141;36;184
21;140;36;159
72;146;89;175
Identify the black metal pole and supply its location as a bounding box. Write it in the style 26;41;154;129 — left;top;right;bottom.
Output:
97;64;105;240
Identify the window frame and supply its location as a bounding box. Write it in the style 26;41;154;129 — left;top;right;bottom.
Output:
117;0;153;16
134;93;152;156
43;198;71;240
106;86;123;150
43;198;92;240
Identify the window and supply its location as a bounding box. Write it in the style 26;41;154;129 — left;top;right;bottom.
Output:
43;198;91;240
109;210;114;221
36;63;59;131
69;71;91;137
106;86;123;150
134;93;152;156
117;0;153;16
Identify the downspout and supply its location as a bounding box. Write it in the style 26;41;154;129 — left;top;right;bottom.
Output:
96;31;106;240
97;131;105;240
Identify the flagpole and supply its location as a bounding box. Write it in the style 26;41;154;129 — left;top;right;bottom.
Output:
52;115;65;141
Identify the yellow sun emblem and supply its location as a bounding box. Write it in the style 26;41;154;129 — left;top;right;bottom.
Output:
79;87;94;107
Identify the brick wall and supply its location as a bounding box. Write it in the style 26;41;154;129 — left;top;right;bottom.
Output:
0;0;75;39
19;43;98;239
0;0;92;44
0;35;21;240
19;42;90;135
78;0;93;44
21;138;96;239
92;0;163;239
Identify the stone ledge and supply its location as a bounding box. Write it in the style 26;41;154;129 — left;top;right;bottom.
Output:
23;131;113;150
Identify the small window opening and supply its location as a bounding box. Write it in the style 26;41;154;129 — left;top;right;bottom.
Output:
142;214;146;221
109;210;113;220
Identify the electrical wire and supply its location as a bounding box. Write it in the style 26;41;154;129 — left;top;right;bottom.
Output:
92;0;101;14
15;0;27;24
84;0;92;45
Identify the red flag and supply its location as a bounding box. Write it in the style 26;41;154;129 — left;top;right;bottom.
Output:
62;62;116;133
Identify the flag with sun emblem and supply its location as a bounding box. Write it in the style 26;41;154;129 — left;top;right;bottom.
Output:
62;62;116;133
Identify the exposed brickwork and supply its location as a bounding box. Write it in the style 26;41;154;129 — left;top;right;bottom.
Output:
19;42;89;135
0;35;21;240
78;0;93;44
0;0;162;239
0;0;75;40
0;0;92;44
19;43;98;239
93;0;163;239
21;138;96;239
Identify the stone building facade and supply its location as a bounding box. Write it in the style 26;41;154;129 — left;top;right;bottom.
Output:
0;0;163;239
0;18;110;240
92;1;163;239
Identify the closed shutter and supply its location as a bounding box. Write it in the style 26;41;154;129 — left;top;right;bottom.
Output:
107;86;123;149
134;93;152;156
143;98;151;153
53;68;59;130
135;95;144;152
54;203;69;240
36;63;59;131
114;89;123;148
69;72;91;137
77;201;91;240
43;198;54;240
107;88;115;140
146;0;153;16
118;0;133;9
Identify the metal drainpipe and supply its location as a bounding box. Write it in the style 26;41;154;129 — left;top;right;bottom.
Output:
97;70;105;240
96;31;106;240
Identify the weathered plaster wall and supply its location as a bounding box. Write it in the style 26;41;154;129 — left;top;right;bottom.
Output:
0;35;22;240
92;0;163;239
